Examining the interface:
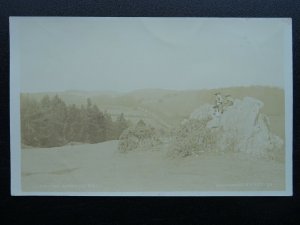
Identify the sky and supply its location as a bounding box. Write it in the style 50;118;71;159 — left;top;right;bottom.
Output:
11;17;290;93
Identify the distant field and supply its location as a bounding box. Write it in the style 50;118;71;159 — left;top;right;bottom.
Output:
22;140;285;193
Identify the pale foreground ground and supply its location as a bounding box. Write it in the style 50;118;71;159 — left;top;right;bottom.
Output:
22;141;285;193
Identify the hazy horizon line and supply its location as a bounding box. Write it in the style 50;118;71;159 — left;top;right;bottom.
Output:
21;84;284;94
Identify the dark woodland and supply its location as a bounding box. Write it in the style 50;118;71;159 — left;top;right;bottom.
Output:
20;94;130;148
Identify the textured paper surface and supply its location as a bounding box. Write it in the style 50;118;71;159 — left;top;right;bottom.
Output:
10;17;293;196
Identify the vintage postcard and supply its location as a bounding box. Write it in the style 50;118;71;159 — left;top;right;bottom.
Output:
10;17;293;196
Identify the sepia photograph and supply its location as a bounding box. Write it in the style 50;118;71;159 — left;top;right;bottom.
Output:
10;17;293;196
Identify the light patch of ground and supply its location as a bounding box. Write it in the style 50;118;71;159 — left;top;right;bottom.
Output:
21;141;285;193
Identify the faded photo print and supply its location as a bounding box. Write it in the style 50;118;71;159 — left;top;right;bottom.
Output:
10;17;293;196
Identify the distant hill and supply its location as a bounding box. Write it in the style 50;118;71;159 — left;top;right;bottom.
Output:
22;86;284;138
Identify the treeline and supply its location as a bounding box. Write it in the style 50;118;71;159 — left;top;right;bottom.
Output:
20;94;130;148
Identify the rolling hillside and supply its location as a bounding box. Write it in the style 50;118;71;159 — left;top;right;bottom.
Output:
22;86;284;138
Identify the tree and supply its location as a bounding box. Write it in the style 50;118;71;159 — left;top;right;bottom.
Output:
114;113;129;139
65;104;82;142
103;112;114;140
20;94;131;147
20;94;41;146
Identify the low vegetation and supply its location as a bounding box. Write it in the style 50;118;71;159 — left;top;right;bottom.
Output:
167;118;217;157
118;120;162;152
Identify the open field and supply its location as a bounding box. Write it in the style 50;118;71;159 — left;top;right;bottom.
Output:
22;140;285;193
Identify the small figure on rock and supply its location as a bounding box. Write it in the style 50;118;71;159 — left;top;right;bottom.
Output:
213;92;224;115
213;92;233;115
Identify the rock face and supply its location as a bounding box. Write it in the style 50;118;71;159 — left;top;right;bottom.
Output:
188;97;284;158
190;104;215;121
118;120;162;153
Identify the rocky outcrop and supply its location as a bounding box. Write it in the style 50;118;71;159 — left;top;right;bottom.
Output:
170;96;284;159
190;104;215;121
189;97;284;158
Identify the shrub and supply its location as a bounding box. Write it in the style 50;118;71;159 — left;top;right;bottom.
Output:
118;120;162;153
168;118;217;157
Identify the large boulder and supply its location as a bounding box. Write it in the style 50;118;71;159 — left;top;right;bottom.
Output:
171;97;284;158
190;104;214;121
